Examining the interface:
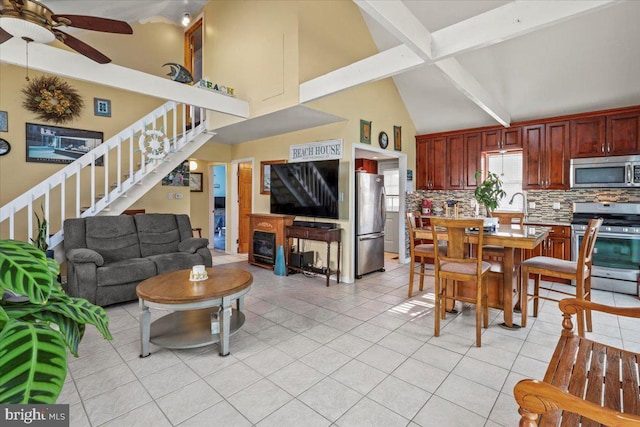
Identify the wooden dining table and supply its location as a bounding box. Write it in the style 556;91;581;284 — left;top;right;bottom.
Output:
415;221;549;329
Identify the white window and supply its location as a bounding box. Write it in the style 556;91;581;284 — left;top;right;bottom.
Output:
383;169;400;212
486;152;524;211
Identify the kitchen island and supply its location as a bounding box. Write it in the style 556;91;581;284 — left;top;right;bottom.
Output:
416;221;549;329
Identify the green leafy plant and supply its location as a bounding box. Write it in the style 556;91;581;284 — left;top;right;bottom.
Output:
30;207;49;252
0;239;112;404
474;170;506;216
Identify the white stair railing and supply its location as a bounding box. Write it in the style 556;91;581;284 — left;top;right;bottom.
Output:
0;101;207;250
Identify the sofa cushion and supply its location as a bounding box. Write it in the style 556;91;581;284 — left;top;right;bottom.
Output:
85;216;141;263
135;214;182;257
178;238;209;254
97;258;157;287
147;252;206;275
67;248;104;266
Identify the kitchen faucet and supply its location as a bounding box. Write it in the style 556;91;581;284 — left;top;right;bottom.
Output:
509;192;527;218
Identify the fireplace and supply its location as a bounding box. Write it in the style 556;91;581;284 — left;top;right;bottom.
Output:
253;231;276;265
249;213;295;270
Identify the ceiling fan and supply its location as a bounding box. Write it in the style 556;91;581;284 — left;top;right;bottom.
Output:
0;0;133;64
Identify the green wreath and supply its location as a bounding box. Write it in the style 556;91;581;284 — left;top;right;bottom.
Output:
22;76;84;124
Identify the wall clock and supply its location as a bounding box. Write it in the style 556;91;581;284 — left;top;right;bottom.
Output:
378;131;389;149
0;138;10;156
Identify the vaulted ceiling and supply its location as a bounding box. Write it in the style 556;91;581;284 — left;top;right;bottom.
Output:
304;0;640;134
24;1;640;137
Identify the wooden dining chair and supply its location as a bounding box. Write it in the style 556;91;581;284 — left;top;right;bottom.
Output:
483;211;525;259
431;217;491;347
520;218;603;335
406;211;445;298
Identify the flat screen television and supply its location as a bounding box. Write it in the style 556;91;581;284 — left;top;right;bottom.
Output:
270;160;339;219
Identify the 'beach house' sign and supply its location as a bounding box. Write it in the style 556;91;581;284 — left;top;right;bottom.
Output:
289;139;343;162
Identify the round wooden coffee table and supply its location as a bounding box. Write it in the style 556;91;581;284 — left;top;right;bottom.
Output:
136;268;252;357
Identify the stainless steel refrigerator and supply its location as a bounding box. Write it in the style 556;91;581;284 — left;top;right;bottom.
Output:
355;171;386;278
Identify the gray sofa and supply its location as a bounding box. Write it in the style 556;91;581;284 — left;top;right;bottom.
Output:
63;213;212;306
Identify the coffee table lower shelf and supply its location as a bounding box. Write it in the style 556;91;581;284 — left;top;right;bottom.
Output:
150;308;245;350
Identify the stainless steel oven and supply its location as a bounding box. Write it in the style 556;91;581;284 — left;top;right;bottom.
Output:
571;203;640;295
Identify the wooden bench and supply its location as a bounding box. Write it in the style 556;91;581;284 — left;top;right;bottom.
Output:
514;298;640;426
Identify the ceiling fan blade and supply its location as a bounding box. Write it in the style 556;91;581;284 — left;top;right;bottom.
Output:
53;29;111;64
0;27;13;44
52;14;133;34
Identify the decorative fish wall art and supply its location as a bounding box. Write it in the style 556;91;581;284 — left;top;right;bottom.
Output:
162;63;194;84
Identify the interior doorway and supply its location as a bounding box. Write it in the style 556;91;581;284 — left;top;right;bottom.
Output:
378;160;400;254
237;162;253;253
211;164;227;251
184;18;203;126
351;144;407;282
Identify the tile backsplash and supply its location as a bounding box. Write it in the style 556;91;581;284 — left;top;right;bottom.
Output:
407;188;640;223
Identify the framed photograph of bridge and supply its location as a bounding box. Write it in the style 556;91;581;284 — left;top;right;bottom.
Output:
25;123;104;165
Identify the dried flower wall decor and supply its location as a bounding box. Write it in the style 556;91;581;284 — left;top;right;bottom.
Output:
22;76;84;124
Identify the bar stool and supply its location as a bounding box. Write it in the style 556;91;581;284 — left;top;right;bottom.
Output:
520;218;602;335
482;211;525;259
431;217;491;347
406;211;445;298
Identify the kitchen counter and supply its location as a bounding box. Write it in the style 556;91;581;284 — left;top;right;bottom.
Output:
525;219;572;227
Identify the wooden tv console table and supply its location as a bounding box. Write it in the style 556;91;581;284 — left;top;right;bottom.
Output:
285;225;342;287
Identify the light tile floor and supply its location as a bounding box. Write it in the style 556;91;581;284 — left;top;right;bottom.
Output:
60;252;640;426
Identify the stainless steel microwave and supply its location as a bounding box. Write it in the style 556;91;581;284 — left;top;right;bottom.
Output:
570;155;640;188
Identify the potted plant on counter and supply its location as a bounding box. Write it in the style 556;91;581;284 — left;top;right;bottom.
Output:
0;239;112;403
474;170;506;217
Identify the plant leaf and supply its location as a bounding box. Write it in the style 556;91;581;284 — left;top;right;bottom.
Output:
27;312;85;357
46;258;60;280
0;240;52;303
36;294;112;341
0;319;67;404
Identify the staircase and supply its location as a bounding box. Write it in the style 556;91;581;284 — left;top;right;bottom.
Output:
0;101;213;255
271;162;338;213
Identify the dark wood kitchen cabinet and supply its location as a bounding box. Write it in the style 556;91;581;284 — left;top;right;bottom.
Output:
570;116;605;158
447;132;481;189
570;109;640;158
355;158;378;174
416;136;447;190
481;127;522;152
607;111;640;156
415;105;640;191
523;121;570;190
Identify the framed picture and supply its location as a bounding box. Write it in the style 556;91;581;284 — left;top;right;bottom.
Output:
360;120;371;144
25;122;104;165
0;111;7;132
394;125;402;151
94;98;111;117
161;160;190;186
190;172;203;192
260;160;286;194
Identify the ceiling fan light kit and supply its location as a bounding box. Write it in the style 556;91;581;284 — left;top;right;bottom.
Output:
0;15;54;42
0;0;133;63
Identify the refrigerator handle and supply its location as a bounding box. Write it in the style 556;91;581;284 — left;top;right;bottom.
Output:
359;233;385;241
380;185;387;226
